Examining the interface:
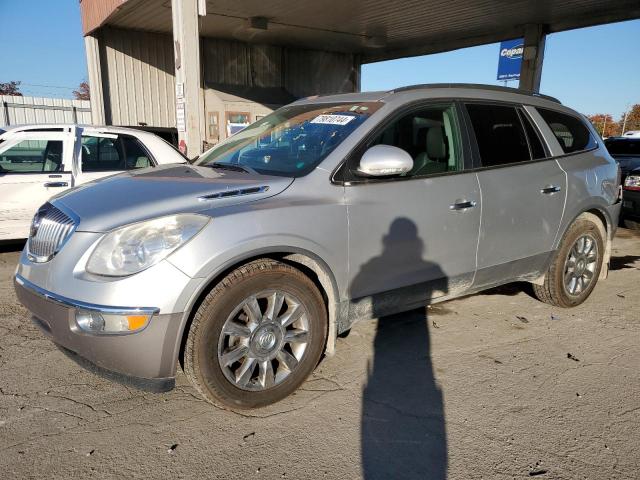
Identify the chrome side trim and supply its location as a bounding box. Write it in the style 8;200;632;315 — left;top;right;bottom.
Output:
198;185;269;201
14;274;160;316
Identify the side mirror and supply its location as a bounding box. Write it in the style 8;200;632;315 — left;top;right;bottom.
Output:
356;145;413;177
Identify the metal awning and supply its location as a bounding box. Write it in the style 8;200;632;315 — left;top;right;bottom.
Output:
82;0;640;62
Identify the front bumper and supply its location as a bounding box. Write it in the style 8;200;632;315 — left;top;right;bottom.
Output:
14;274;182;392
622;189;640;219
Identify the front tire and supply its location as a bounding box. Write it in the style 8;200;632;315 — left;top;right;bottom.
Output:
533;218;604;308
184;259;327;409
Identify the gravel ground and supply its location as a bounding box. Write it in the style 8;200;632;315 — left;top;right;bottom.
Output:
0;229;638;479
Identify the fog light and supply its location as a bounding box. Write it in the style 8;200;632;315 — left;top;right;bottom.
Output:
75;310;151;334
76;311;105;332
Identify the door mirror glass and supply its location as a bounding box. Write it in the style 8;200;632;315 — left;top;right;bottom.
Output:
357;145;413;177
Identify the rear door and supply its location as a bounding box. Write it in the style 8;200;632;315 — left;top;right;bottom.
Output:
464;102;567;287
0;130;74;239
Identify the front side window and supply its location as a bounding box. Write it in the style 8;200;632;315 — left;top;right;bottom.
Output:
537;108;596;154
466;104;531;167
196;102;382;177
360;104;462;177
0;139;63;173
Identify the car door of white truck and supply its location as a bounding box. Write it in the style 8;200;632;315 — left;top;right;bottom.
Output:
0;129;75;240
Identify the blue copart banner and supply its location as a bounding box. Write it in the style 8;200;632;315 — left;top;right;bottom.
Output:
497;39;524;81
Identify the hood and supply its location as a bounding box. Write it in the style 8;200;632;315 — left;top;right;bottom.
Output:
613;155;640;174
53;164;293;232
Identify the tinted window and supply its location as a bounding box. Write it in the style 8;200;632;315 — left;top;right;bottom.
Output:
0;140;63;173
365;104;462;177
519;110;547;160
81;136;125;172
81;136;152;172
466;104;531;166
537;108;596;154
605;138;640;156
122;136;152;169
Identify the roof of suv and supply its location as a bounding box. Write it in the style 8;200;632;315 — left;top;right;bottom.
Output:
293;83;566;112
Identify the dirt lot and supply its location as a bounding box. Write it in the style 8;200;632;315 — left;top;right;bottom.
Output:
0;229;638;480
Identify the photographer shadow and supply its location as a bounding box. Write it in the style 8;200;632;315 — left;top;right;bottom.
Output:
351;218;448;480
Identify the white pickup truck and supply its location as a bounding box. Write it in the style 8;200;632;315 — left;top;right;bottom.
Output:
0;124;187;240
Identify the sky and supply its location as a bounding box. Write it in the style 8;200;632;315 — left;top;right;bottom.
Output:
0;0;638;118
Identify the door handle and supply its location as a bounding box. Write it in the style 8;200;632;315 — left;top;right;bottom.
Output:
449;200;477;211
44;182;69;188
540;185;561;194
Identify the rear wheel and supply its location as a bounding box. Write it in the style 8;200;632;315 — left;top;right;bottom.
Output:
184;259;327;409
533;218;604;308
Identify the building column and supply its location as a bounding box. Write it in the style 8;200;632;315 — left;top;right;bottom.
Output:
84;34;106;125
171;0;205;159
519;24;546;92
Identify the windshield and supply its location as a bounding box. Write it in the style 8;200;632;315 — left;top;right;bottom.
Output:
605;139;640;156
195;102;382;177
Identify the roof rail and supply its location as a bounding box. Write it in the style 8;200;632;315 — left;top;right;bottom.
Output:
389;83;561;104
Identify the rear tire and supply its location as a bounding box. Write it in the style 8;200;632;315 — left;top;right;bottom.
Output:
533;218;604;308
184;259;327;409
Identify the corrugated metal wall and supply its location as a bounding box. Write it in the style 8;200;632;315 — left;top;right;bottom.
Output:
0;96;91;127
202;37;358;96
96;28;359;128
100;27;176;127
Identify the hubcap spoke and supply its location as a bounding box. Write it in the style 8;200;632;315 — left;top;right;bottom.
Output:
220;345;248;367
235;357;257;386
222;321;251;338
284;329;309;344
265;292;285;322
279;304;303;328
277;349;299;372
258;360;275;388
243;297;262;326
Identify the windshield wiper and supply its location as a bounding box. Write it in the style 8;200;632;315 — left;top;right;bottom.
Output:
207;163;250;173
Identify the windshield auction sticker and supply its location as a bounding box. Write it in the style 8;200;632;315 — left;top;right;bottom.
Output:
310;114;355;126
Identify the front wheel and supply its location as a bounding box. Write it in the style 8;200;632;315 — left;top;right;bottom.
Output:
184;259;327;409
533;218;604;308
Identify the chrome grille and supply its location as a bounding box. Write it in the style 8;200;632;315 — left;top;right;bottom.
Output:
27;203;77;263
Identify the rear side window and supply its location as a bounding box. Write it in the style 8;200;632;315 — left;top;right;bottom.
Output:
465;104;531;167
518;110;547;160
537;108;596;154
81;135;153;172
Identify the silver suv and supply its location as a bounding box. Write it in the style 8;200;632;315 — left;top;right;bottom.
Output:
15;85;621;408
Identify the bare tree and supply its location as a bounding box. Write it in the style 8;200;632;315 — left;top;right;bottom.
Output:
0;81;23;96
73;81;90;101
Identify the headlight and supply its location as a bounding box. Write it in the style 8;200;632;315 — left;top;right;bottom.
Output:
86;214;209;276
624;175;640;190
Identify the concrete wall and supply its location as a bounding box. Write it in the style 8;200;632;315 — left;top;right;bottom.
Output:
95;27;360;131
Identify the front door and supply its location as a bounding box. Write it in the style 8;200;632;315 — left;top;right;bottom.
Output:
463;102;566;286
0;130;74;239
345;103;481;319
